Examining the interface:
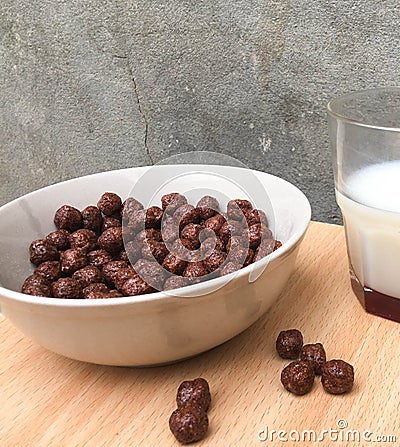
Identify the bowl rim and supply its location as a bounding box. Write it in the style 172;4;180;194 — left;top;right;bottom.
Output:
0;165;311;308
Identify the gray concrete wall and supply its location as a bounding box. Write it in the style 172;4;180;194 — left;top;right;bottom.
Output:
1;0;400;223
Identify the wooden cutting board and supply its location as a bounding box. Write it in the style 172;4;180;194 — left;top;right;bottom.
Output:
1;222;399;447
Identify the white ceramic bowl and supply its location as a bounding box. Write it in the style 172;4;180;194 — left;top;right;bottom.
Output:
0;165;311;366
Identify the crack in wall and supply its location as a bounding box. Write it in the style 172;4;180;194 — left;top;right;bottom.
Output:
122;57;154;165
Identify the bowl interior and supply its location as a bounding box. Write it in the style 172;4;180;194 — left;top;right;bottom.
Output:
0;165;310;295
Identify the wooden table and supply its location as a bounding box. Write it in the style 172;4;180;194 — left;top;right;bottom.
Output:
1;222;399;447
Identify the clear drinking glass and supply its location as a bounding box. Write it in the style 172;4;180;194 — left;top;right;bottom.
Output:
328;87;400;323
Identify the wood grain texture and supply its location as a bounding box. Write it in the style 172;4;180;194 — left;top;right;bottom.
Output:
1;222;399;447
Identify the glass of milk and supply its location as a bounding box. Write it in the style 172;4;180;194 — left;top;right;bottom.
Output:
328;87;400;323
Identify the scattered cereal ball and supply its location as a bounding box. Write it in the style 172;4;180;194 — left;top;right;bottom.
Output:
169;405;209;445
196;195;219;220
69;229;98;252
281;360;315;395
83;282;109;299
176;378;211;412
163;276;189;291
54;205;82;232
34;261;61;282
114;267;138;291
162;253;187;276
46;229;70;251
21;274;52;297
321;360;354;394
52;277;83;299
102;260;129;286
29;239;59;266
60;248;87;275
183;262;208;279
101;216;121;232
120;197;144;221
98;227;123;254
72;265;104;289
120;275;154;296
81;206;103;234
253;239;276;262
161;193;187;213
276;329;303;359
300;343;327;375
203;249;227;273
97;192;122;216
87;249;113;270
220;261;241;276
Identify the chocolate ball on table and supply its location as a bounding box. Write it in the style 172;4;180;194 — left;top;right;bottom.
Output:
281;360;315;395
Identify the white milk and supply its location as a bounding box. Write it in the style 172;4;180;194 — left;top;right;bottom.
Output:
336;160;400;298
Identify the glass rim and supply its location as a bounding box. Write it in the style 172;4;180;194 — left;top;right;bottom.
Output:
327;86;400;133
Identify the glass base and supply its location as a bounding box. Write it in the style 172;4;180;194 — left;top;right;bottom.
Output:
350;265;400;323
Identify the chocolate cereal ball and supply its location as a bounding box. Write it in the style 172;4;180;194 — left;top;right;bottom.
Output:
128;209;147;232
72;265;103;289
60;249;87;275
82;282;109;299
281;360;315;395
52;277;83;299
219;220;245;245
196;195;219;220
136;228;162;244
174;205;201;229
120;197;144;221
120;275;154;296
162;253;187;276
227;199;252;221
163;276;189;291
253;239;277;262
69;229;98;252
97;192;122;216
34;261;61;282
169;406;209;444
161;217;179;243
21;274;52;297
183;262;208;279
142;240;169;264
102;260;129;286
204;213;226;236
176;378;211;412
321;360;354;394
87;249;113;269
29;239;59;266
220;261;241;276
203;249;227;273
161;193;187;213
113;267;137;291
54;205;82;232
180;223;203;250
125;241;141;264
98;227;123;254
276;329;303;359
133;259;165;290
245;209;268;227
300;343;327;375
101;217;121;232
81;206;103;234
200;236;225;257
145;206;164;229
45;229;70;251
